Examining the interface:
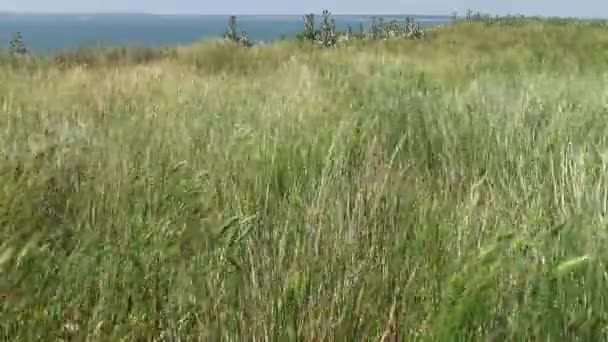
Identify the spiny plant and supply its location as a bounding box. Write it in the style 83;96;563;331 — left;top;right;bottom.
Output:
382;20;403;38
302;13;316;41
451;10;459;22
224;16;239;41
8;32;28;56
466;9;475;21
464;9;494;23
299;10;338;47
298;10;425;47
370;16;382;39
223;16;252;47
404;16;424;39
319;10;338;47
370;16;424;40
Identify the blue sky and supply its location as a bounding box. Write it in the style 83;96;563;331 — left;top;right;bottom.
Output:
1;1;607;18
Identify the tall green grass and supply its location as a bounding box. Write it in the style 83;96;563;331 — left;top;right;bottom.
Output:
1;20;608;340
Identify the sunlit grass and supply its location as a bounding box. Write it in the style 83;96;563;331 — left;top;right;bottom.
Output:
1;20;608;340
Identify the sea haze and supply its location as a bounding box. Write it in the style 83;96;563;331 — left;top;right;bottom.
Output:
0;13;451;52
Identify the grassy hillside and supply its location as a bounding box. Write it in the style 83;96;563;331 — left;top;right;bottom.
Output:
2;20;608;340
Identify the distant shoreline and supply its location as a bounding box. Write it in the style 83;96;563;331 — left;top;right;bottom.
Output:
2;12;606;54
0;13;452;53
1;12;605;20
0;12;451;18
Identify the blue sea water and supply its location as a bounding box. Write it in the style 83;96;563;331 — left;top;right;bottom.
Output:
0;14;451;53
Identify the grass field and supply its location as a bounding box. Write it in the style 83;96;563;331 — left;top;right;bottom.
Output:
2;19;608;340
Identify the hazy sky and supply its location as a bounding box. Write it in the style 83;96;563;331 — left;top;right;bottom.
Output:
2;1;607;18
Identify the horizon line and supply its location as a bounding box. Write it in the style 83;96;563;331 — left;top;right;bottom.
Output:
0;11;451;16
0;10;604;20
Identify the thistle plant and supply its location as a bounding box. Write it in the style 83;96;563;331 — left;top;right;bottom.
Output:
370;16;381;39
364;16;425;40
303;13;316;41
405;16;424;39
451;11;459;23
9;32;28;56
297;10;425;46
383;20;402;38
238;31;252;47
319;10;337;47
223;16;252;47
466;9;474;21
224;16;239;42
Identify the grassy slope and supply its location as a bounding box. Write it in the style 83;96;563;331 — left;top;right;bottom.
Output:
2;21;608;340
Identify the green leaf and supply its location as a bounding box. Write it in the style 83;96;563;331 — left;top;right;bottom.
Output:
555;255;591;277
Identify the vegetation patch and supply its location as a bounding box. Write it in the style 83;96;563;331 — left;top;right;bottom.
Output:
1;11;608;341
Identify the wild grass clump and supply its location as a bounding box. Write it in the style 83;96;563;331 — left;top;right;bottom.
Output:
2;16;608;341
52;45;173;68
457;9;608;28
